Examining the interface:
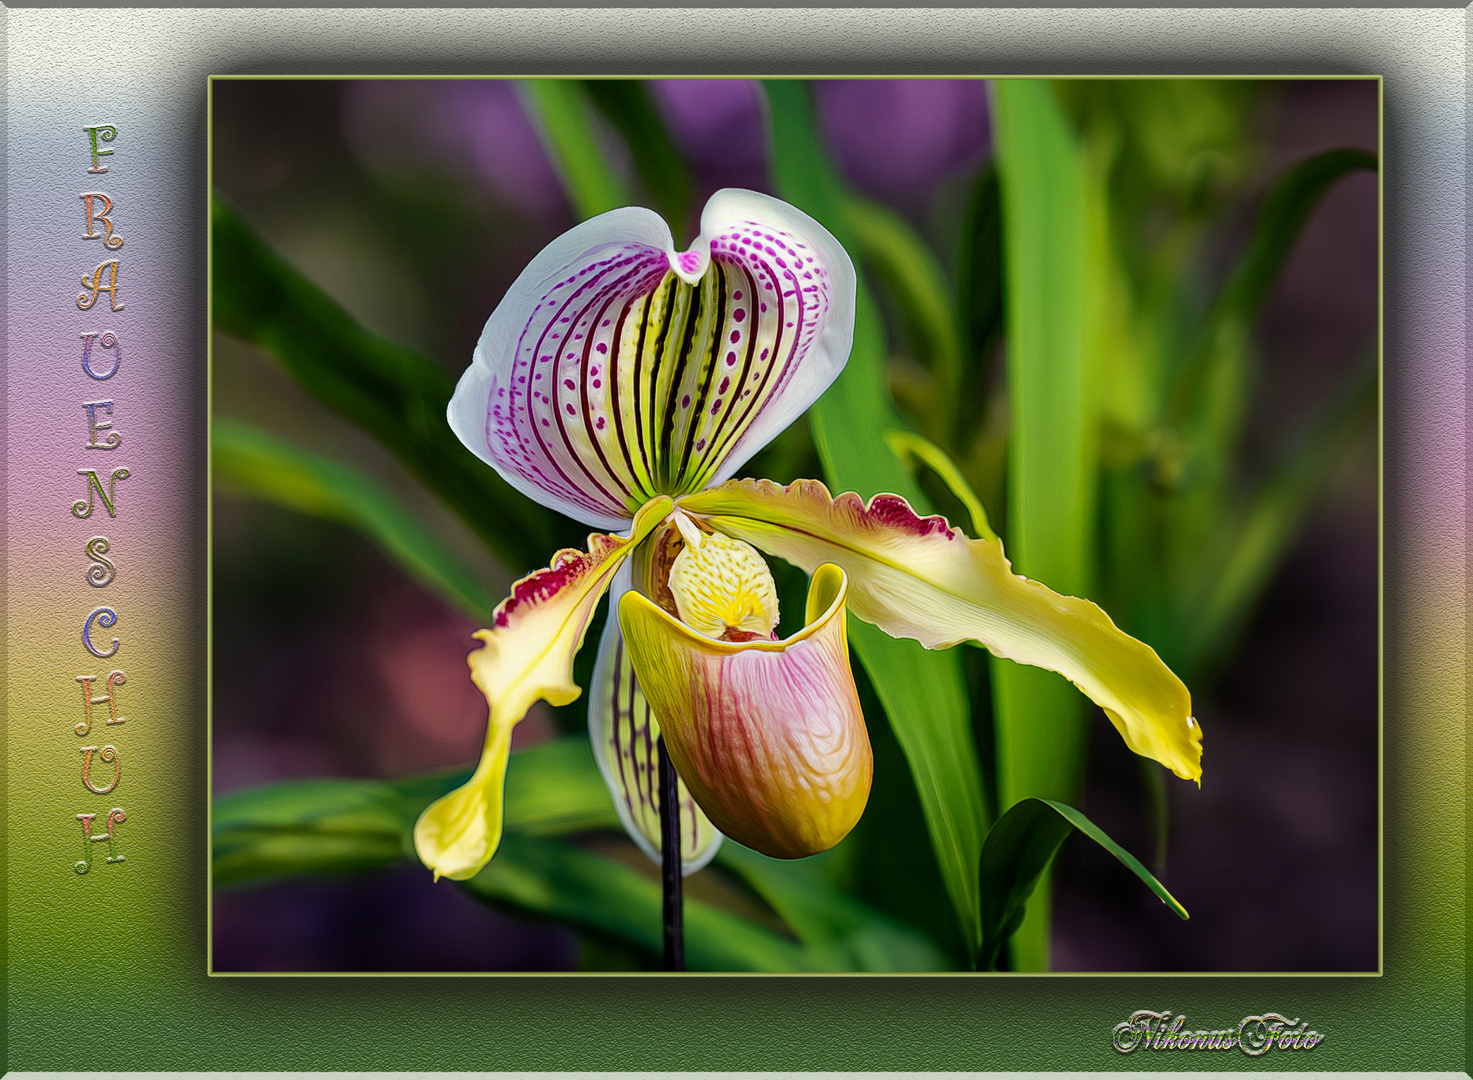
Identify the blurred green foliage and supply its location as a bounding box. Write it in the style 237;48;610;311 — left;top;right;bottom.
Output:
212;78;1377;972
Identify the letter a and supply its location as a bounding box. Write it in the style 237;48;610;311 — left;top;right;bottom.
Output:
78;260;123;311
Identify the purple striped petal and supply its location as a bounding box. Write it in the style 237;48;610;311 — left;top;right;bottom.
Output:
588;566;722;874
448;190;856;528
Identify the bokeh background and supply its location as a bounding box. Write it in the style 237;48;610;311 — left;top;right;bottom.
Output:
210;78;1377;972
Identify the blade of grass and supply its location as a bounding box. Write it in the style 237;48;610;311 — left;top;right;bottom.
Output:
520;80;631;220
1182;358;1376;674
977;796;1187;971
581;79;692;230
214;419;496;619
989;79;1099;970
765;79;988;957
956;164;1005;362
211;197;555;572
1170;148;1378;431
843;194;964;442
1163;149;1377;667
955;165;1006;452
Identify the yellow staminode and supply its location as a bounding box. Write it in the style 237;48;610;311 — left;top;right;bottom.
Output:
666;512;780;641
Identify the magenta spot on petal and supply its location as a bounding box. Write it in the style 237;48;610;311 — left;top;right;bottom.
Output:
865;494;956;539
710;399;723;413
696;438;706;451
593;379;602;389
734;290;743;300
726;351;737;366
733;309;746;322
565;403;576;416
761;303;768;312
563;378;576;390
596;342;608;354
541;419;550;427
718;377;730;394
761;349;770;360
730;331;740;343
596;417;606;430
494;547;606;628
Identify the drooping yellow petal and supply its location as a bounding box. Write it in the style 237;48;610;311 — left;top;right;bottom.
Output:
619;563;872;859
413;496;672;881
680;479;1202;783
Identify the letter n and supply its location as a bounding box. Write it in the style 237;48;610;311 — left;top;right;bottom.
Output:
72;468;130;518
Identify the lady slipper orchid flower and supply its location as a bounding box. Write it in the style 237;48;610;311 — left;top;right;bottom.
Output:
414;189;1201;883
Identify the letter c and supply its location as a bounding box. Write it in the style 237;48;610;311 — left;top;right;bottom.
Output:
83;606;119;658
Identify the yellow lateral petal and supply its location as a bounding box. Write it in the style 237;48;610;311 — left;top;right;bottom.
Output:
681;479;1201;783
413;496;672;881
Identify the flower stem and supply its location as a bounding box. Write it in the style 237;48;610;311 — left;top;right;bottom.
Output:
657;735;685;971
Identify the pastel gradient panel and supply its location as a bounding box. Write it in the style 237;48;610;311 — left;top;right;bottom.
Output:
6;21;204;1016
4;7;1466;1074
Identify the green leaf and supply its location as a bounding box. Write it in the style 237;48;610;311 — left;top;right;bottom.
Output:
213;779;413;888
210;196;555;572
977;797;1187;971
956;165;1005;363
763;79;988;956
717;844;951;972
1206;148;1377;340
1162;149;1378;667
989;79;1100;969
214;738;945;971
212;739;618;888
214;419;496;619
842;194;964;440
463;834;812;971
1182;358;1376;673
1171;148;1378;429
581;79;692;229
520;80;631;220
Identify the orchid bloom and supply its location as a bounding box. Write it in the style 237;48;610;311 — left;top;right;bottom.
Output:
414;189;1201;882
